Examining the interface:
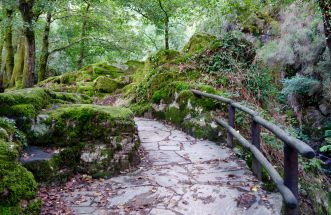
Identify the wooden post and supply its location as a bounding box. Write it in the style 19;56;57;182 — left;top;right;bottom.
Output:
227;104;235;148
284;143;299;215
251;119;262;181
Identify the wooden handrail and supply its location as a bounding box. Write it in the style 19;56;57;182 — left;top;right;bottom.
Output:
216;118;298;208
191;89;316;215
191;89;315;158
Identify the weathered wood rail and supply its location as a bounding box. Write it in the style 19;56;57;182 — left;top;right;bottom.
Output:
191;89;315;215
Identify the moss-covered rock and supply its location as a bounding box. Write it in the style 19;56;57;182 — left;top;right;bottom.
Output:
32;104;135;146
0;118;27;146
148;50;181;68
0;140;37;207
0;88;51;118
126;61;145;74
94;76;122;93
38;62;131;97
25;105;140;180
183;33;220;54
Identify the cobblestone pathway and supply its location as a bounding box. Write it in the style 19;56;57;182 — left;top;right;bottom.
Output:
59;118;282;215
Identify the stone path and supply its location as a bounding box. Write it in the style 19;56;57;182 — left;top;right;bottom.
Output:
59;118;282;215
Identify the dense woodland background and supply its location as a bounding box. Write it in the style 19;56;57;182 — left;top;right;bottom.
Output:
0;0;331;214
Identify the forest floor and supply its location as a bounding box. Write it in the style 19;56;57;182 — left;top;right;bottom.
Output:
38;118;282;215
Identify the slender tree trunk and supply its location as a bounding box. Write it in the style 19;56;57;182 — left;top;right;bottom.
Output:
4;9;14;86
10;37;27;88
164;16;170;50
319;0;331;60
0;33;4;93
77;2;90;69
19;0;36;88
158;0;170;50
38;12;52;82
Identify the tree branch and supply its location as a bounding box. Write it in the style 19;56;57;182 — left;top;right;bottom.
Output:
49;37;90;55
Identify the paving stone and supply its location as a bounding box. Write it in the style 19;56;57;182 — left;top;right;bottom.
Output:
138;130;170;142
159;145;181;151
149;208;177;215
72;207;97;214
141;142;159;151
147;151;190;165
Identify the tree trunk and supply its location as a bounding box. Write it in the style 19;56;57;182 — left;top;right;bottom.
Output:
158;0;170;50
19;0;36;88
77;2;90;69
4;9;14;86
0;33;4;93
164;16;169;50
38;12;52;82
319;0;331;60
10;37;27;88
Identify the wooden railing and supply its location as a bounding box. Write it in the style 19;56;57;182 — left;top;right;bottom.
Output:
191;89;315;215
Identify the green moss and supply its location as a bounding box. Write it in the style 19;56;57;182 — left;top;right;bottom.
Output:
94;76;121;93
152;89;172;104
148;50;181;67
126;61;145;74
148;71;179;97
130;103;152;116
164;106;188;126
92;62;122;78
22;199;43;215
0;138;37;206
0;118;27;146
33;105;135;146
0;161;37;206
52;92;92;104
177;90;195;110
181;115;223;142
60;72;78;85
10;104;37;118
0;88;50;115
183;33;220;54
23;156;61;182
0;140;19;162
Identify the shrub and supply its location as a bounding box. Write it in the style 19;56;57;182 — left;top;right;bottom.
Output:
282;76;320;97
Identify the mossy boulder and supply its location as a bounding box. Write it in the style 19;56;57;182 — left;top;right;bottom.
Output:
94;76;122;93
126;61;145;74
148;50;181;68
26;105;140;180
32;104;135;146
38;62;130;96
0;88;92;119
0;88;51;118
0;139;37;207
0;118;27;146
183;33;220;54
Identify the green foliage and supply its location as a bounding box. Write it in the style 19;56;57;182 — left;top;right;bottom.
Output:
320;129;331;154
22;199;43;215
0;118;27;146
302;158;322;173
243;65;278;104
282;76;320;97
205;33;255;73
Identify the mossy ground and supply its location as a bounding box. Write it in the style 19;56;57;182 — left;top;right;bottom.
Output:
0;121;38;210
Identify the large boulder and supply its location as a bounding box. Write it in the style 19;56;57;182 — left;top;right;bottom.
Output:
0;118;38;210
182;33;220;54
26;105;140;180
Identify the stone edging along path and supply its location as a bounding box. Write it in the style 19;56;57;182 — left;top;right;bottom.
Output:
39;118;282;215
